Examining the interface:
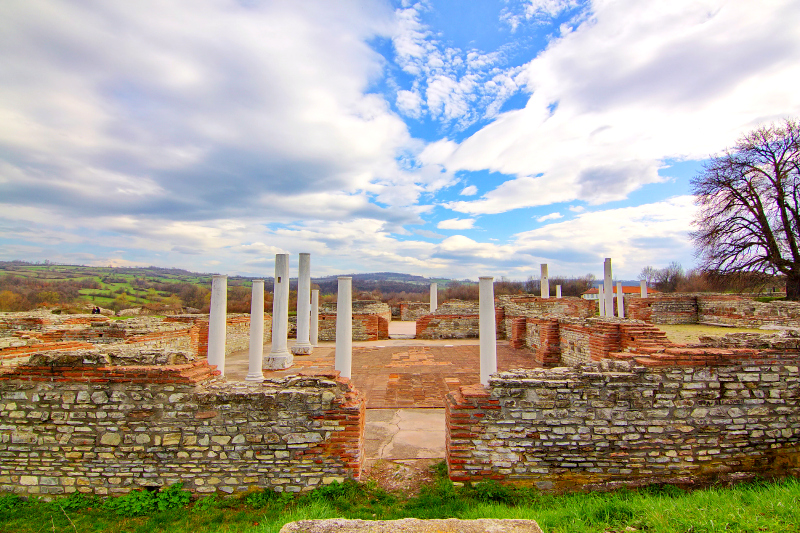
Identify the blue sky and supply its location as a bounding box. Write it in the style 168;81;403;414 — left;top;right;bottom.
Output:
1;0;799;280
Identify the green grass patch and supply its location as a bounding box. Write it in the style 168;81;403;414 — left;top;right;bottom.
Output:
2;474;799;533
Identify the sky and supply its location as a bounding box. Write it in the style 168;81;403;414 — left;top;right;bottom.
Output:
1;0;799;281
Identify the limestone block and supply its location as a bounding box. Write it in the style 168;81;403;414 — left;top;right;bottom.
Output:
280;519;543;533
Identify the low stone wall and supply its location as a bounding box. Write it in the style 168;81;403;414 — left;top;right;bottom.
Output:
165;314;272;357
415;300;481;339
446;349;800;491
400;302;430;321
627;294;800;328
0;352;365;497
317;301;391;341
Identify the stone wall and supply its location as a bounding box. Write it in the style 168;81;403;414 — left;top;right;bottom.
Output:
0;351;364;497
415;300;481;339
317;301;391;341
446;347;800;491
627;294;800;328
400;302;430;321
498;296;597;320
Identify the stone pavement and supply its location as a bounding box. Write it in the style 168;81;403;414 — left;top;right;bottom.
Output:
225;339;538;408
223;329;540;472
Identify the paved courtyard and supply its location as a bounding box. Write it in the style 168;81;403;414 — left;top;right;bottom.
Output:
225;338;538;408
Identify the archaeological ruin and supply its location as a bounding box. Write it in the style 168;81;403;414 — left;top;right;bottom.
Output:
1;255;798;498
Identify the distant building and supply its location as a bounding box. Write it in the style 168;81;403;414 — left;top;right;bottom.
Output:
581;286;660;300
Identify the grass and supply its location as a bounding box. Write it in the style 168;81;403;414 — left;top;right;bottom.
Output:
1;472;798;533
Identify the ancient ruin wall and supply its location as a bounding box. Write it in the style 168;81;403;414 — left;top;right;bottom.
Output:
317;301;391;341
400;302;430;321
0;353;364;497
415;300;482;339
627;294;800;328
446;354;800;491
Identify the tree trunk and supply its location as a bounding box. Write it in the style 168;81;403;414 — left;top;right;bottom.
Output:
787;273;800;301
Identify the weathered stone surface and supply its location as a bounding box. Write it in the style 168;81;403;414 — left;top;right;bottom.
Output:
280;519;543;533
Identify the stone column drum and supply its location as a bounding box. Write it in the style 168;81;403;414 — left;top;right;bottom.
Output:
208;274;227;375
479;276;497;386
430;282;438;313
335;277;353;379
266;254;293;370
617;282;625;318
603;258;614;318
640;280;648;298
540;264;549;299
556;285;562;298
245;280;265;382
310;289;319;347
292;253;313;355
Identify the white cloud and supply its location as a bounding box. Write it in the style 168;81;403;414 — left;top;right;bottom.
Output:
568;205;586;212
501;0;582;31
460;185;478;196
391;2;525;129
435;0;800;215
536;212;563;222
437;218;476;230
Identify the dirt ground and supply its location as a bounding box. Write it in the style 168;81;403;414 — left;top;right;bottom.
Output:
656;323;767;344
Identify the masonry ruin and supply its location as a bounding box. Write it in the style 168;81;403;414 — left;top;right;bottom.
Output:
1;258;799;497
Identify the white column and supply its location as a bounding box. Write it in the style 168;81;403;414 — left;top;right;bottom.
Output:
266;254;292;369
603;258;614;318
208;275;227;375
479;276;497;386
310;289;319;346
540;264;550;299
617;282;625;318
245;280;265;382
292;253;313;355
598;284;605;316
335;277;352;379
556;285;562;298
430;283;438;313
640;280;648;298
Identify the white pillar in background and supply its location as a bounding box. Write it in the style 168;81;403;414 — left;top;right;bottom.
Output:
310;289;319;346
430;283;438;313
556;285;562;298
640;280;648;298
603;258;614;318
245;280;265;382
599;284;606;316
479;276;497;387
266;254;292;369
540;264;550;299
208;275;227;374
617;282;625;318
292;253;313;355
335;277;353;379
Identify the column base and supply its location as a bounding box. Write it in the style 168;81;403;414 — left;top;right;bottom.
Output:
245;372;265;382
265;351;293;370
291;343;313;355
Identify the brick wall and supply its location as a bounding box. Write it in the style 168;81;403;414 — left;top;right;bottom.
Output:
446;351;800;491
317;301;391;341
0;353;365;497
167;314;272;357
498;295;597;320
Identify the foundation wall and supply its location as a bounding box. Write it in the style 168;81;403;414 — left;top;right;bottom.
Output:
446;352;800;491
400;303;430;321
317;302;391;341
0;357;364;497
627;294;800;328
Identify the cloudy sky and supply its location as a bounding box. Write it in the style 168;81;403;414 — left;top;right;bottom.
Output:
2;0;799;280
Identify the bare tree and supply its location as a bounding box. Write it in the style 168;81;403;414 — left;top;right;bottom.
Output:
654;262;685;293
691;119;800;300
638;266;658;287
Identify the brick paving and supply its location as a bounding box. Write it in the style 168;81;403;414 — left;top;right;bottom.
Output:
229;341;540;408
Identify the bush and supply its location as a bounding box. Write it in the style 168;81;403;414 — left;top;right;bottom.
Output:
103;483;191;517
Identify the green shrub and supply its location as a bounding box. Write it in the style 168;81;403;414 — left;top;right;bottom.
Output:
156;483;191;511
103;483;190;517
